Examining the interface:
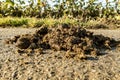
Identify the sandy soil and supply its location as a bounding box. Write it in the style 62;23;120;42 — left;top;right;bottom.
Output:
0;28;120;80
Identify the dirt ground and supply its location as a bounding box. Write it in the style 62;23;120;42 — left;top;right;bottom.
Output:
0;28;120;80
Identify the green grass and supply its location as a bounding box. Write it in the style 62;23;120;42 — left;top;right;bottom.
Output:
0;17;28;27
0;17;119;29
0;17;79;28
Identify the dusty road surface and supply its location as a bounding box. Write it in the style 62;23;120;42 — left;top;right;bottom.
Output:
0;28;120;80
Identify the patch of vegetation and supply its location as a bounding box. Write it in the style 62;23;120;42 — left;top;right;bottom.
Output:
0;0;120;19
34;20;44;28
0;17;28;27
0;17;119;29
9;18;28;26
0;0;119;29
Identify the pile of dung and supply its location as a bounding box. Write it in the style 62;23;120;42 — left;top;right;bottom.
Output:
5;24;120;59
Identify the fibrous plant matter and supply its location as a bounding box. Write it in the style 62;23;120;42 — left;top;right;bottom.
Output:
5;25;120;59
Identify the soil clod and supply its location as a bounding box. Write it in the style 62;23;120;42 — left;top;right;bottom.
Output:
6;26;120;60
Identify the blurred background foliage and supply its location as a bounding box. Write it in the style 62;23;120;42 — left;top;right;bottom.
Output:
0;0;120;20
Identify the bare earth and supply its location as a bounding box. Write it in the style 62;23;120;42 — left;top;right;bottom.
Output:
0;28;120;80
